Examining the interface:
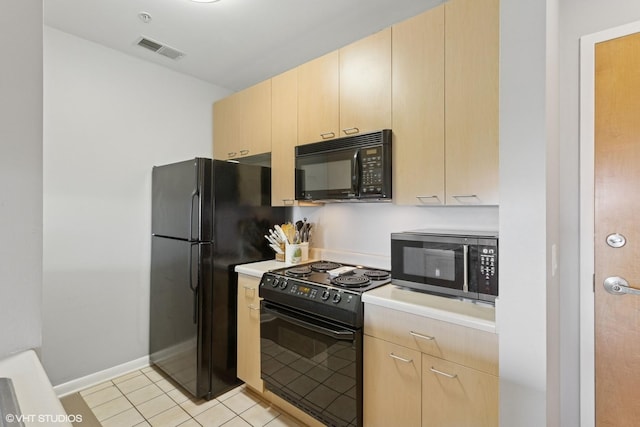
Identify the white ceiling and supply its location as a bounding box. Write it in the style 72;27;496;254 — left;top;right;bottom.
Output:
44;0;442;92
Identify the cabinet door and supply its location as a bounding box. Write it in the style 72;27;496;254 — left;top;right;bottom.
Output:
339;28;392;137
421;354;498;427
236;274;263;392
364;335;421;427
392;6;445;205
297;51;340;145
238;79;272;157
444;0;499;205
213;94;240;160
213;80;272;160
271;69;298;207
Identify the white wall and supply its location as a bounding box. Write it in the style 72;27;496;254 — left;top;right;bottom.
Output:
0;0;43;359
498;0;551;425
42;26;231;385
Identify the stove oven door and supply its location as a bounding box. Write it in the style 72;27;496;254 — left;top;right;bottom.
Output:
260;301;362;427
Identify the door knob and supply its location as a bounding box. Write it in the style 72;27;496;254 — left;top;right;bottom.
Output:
603;276;640;296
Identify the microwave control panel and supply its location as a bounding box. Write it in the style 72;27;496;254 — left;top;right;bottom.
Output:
360;146;384;195
478;245;498;297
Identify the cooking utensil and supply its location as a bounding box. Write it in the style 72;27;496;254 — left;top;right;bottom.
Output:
269;243;284;254
274;224;288;243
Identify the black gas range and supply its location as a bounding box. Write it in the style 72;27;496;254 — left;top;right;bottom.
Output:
259;261;390;427
259;260;391;328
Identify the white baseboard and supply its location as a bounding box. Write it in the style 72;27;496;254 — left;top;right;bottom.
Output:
53;355;150;398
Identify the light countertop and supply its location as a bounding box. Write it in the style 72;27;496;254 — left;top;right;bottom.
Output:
234;260;285;277
362;284;497;333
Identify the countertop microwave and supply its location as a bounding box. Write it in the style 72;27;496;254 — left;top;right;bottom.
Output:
391;230;499;303
295;129;392;202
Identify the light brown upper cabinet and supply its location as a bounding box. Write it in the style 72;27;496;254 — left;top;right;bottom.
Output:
297;51;340;145
271;69;298;206
444;0;499;205
392;5;445;206
339;27;392;137
297;29;392;145
213;80;272;160
392;0;499;206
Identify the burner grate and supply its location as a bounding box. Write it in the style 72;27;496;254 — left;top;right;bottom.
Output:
285;266;312;277
362;270;391;280
310;261;342;272
331;275;371;288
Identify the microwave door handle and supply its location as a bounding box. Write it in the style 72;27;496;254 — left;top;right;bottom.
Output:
463;244;469;293
352;151;361;196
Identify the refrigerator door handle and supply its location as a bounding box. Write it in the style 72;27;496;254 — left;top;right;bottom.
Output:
190;189;199;241
189;243;199;324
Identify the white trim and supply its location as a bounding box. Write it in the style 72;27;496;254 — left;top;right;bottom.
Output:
579;19;640;427
53;355;150;397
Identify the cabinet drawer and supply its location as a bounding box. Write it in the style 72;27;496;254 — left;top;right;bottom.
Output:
422;354;498;427
364;304;498;375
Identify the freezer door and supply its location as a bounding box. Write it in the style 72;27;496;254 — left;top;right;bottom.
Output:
152;158;213;241
150;236;212;397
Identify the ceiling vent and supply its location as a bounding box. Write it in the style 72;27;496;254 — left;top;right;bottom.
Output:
135;36;185;60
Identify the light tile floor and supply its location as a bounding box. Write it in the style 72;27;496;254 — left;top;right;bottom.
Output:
78;366;305;427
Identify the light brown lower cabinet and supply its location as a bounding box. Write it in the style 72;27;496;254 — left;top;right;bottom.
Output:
364;335;421;427
422;354;498;427
236;274;263;392
363;305;498;426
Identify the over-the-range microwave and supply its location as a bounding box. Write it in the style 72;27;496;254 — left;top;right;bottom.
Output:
295;129;392;202
391;230;499;303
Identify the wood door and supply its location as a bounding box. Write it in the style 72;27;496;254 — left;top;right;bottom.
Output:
297;51;339;144
444;0;499;205
594;31;640;426
392;6;445;206
339;27;392;136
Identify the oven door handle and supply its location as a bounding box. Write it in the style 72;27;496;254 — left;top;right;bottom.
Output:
262;304;355;341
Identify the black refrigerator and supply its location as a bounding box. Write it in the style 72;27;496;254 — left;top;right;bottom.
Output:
149;158;289;400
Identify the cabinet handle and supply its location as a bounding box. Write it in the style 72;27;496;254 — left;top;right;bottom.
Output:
416;195;441;204
282;199;295;206
227;152;237;158
320;132;336;139
410;331;435;341
248;304;260;311
451;194;479;203
389;353;413;363
430;367;458;379
240;150;249;156
342;127;360;135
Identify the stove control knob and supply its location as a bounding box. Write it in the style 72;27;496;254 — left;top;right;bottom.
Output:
321;290;330;301
332;293;342;304
271;278;279;288
279;280;288;290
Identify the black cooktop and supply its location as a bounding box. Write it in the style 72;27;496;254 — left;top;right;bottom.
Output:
271;260;391;293
260;261;391;327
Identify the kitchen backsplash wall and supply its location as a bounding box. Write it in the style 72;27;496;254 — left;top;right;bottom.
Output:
293;203;499;268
